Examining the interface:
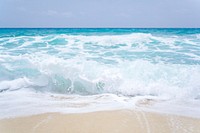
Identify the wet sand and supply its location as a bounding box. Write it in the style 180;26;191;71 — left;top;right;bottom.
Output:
0;110;200;133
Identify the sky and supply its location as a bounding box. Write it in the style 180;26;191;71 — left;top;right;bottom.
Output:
0;0;200;28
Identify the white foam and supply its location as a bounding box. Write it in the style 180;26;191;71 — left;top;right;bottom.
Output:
0;77;31;91
1;51;200;99
1;90;200;119
1;33;200;119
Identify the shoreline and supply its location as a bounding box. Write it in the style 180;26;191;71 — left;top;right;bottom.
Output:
0;110;200;133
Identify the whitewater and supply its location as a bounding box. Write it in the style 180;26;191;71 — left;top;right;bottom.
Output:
0;28;200;119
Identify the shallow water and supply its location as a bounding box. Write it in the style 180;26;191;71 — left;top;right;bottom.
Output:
0;28;200;118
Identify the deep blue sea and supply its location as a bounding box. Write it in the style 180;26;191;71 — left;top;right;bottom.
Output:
0;28;200;118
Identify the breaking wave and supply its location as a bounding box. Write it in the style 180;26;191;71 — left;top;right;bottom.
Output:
1;36;200;99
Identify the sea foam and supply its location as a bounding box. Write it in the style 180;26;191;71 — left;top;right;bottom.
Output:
1;29;200;118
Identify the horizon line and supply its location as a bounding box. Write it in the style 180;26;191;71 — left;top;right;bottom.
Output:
0;27;200;29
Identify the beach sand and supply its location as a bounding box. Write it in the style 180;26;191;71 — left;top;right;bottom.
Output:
0;110;200;133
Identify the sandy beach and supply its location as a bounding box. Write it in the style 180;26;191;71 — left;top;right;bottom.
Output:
0;110;200;133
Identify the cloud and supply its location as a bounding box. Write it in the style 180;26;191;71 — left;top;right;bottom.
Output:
44;10;73;18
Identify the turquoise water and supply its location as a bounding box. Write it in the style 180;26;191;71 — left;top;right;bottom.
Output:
1;28;200;118
1;28;200;95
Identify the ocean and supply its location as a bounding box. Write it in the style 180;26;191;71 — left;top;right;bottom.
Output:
0;28;200;118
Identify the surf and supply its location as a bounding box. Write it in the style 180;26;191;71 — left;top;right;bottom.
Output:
0;28;200;118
